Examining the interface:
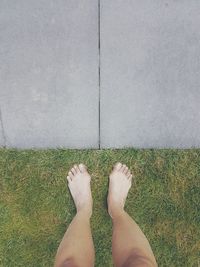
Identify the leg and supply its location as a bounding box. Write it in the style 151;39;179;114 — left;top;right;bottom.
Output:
108;162;157;267
54;164;95;267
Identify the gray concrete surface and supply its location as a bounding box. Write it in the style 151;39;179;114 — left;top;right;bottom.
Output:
100;0;200;148
1;1;200;149
0;0;99;148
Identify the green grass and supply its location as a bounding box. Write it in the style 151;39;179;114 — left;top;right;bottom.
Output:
0;148;200;267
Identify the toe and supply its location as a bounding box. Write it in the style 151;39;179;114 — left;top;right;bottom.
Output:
71;167;77;175
124;166;129;174
74;164;80;173
68;171;73;179
121;164;126;172
127;170;131;177
113;162;122;171
67;176;71;182
79;163;87;173
128;174;133;180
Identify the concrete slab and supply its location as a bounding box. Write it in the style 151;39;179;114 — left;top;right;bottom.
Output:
0;0;99;148
100;0;200;148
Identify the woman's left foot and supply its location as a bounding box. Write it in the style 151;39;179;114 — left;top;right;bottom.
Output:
67;163;93;217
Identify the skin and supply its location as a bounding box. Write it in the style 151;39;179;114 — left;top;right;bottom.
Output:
54;162;157;267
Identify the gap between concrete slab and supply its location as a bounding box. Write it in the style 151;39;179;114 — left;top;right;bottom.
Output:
98;0;101;149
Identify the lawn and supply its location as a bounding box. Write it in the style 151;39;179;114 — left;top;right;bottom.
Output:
0;148;199;267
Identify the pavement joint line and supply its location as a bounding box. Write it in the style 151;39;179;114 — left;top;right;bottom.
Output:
98;0;101;149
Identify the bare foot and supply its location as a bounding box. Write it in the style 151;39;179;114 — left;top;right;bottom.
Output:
67;163;92;217
107;162;133;218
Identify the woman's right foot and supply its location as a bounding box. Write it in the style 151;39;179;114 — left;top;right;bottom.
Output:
107;162;133;218
67;163;93;217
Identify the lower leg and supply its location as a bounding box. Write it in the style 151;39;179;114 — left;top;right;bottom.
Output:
54;211;94;267
54;164;95;267
108;162;157;267
112;211;157;267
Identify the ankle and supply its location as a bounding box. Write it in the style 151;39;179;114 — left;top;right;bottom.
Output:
108;204;125;219
76;208;92;218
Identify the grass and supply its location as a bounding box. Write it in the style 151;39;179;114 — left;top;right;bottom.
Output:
0;148;200;267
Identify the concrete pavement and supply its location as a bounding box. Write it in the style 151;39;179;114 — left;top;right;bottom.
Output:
0;0;99;148
100;0;200;148
0;0;200;148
